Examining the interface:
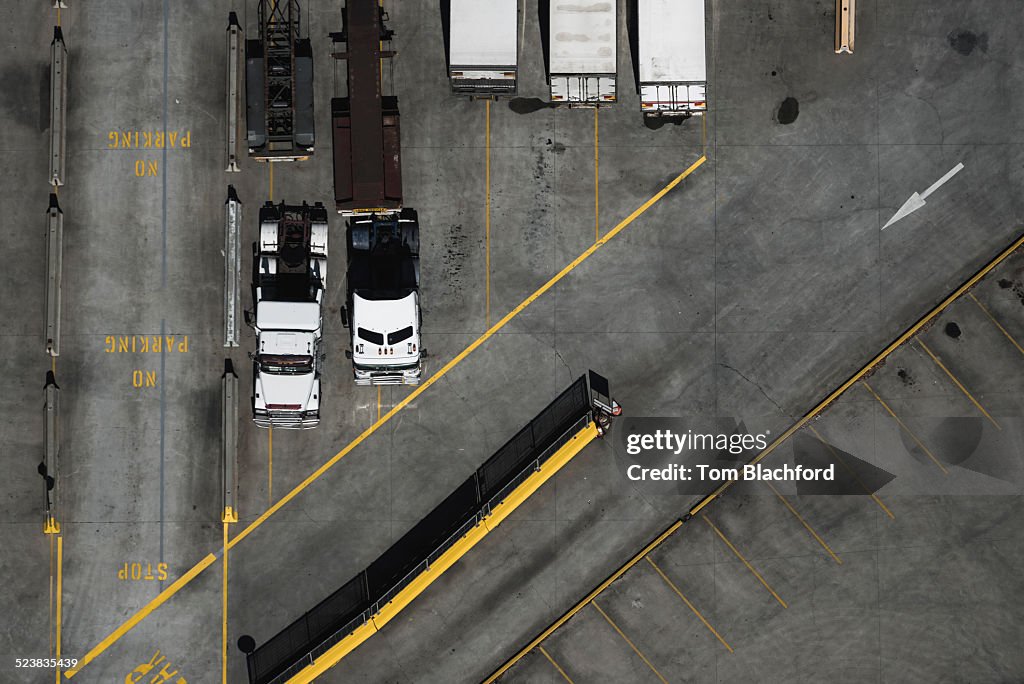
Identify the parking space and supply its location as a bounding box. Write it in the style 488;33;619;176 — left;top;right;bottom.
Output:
2;0;1023;683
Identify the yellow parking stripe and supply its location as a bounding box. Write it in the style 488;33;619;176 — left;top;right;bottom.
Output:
538;646;575;684
765;482;842;565
806;423;894;519
969;292;1024;357
592;601;669;684
644;556;733;653
702;515;787;608
918;339;1000;429
861;381;948;474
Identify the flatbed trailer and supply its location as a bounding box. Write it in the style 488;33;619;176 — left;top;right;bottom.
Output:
331;1;402;215
245;0;315;161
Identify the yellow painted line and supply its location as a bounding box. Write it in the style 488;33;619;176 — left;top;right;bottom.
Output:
57;7;61;26
51;355;56;375
594;107;600;241
806;423;894;519
485;99;491;328
49;533;54;657
64;553;218;678
969;292;1024;357
538;646;575;684
268;425;273;505
644;556;733;653
376;386;382;422
222;522;229;684
66;155;708;679
483;519;684;684
861;381;947;474
288;423;598;681
55;536;63;684
688;231;1024;517
591;601;669;684
701;113;707;154
765;482;842;565
268;162;274;201
702;515;787;608
918;339;1001;429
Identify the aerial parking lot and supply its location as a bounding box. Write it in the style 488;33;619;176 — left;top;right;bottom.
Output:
1;0;1022;683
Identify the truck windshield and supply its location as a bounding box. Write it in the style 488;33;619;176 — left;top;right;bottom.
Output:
357;327;385;345
259;354;314;374
387;326;414;345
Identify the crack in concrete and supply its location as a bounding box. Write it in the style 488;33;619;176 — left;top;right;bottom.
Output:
719;362;788;416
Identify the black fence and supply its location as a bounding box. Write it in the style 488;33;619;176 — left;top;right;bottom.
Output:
247;373;597;684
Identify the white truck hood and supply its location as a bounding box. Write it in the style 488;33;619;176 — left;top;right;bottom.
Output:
254;372;319;411
352;291;420;367
256;300;321;332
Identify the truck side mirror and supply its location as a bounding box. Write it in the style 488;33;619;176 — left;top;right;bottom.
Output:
243;310;255;328
340;306;349;328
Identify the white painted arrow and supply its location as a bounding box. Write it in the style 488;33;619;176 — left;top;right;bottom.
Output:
882;162;965;230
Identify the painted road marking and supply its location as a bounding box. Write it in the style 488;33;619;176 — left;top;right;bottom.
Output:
591;600;668;684
861;380;947;474
63;156;707;678
702;515;787;608
806;423;895;519
765;482;842;565
594;108;600;241
882;162;964;230
969;292;1024;357
222;522;229;684
918;339;1001;429
644;556;733;653
485;99;492;328
55;536;63;684
689;231;1024;517
538;646;575;684
268;426;273;506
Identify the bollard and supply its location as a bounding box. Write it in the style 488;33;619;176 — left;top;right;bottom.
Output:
222;359;239;523
46;194;63;357
225;186;242;347
50;26;68;186
226;12;243;172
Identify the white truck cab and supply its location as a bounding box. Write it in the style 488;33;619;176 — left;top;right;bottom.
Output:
341;209;423;386
248;201;328;428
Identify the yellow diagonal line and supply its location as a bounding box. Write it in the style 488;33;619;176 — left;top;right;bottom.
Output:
538;646;574;684
644;556;733;653
969;292;1024;357
64;155;707;679
592;601;668;684
806;423;894;519
703;515;787;608
765;482;842;565
918;339;1000;429
862;381;948;474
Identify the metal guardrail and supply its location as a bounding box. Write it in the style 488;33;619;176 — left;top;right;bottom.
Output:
49;27;67;186
222;359;239;522
45;194;63;357
42;371;61;534
224;186;242;347
226;13;243;172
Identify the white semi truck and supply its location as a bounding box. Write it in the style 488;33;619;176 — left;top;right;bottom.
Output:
340;210;422;386
448;0;518;95
246;201;328;428
548;0;616;104
637;0;707;117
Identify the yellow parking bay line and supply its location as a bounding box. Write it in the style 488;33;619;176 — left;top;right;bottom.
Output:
644;556;733;653
703;515;787;608
592;600;669;684
765;482;842;565
538;646;575;684
918;339;1000;429
806;423;894;519
485;99;492;327
65;156;708;679
861;381;948;475
969;292;1024;357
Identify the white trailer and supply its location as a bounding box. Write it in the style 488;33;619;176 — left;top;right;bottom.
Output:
638;0;707;117
449;0;518;94
549;1;616;104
